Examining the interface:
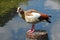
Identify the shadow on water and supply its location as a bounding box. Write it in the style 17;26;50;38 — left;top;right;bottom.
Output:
0;0;28;27
0;8;17;26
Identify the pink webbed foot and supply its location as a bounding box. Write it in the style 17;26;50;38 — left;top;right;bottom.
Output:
27;29;34;33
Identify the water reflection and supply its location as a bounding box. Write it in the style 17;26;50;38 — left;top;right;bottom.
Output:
0;8;17;26
44;0;60;10
0;0;60;40
0;0;28;27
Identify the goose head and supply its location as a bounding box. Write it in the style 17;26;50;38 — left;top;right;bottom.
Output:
17;7;24;14
17;7;25;19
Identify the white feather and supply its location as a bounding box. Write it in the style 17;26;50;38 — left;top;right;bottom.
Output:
18;13;22;17
25;12;41;23
27;12;40;18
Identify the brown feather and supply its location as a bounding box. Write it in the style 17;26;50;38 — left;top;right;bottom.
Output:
25;9;39;16
41;14;49;18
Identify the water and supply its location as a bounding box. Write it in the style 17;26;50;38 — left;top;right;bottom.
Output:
0;0;60;40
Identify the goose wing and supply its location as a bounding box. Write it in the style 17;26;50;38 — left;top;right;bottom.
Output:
25;11;41;23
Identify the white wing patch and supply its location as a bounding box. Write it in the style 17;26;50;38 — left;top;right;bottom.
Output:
25;12;41;23
27;12;40;18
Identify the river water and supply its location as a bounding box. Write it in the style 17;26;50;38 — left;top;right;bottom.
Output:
0;0;60;40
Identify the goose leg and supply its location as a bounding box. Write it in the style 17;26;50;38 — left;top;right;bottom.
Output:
27;24;35;33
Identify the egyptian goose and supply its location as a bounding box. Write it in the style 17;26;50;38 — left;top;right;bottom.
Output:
17;7;51;33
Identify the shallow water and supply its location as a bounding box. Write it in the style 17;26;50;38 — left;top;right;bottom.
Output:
0;0;60;40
